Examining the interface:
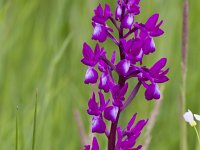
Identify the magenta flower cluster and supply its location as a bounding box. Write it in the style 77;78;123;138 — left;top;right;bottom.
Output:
81;0;169;149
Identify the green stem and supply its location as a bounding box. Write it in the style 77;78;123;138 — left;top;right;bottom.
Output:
194;126;200;148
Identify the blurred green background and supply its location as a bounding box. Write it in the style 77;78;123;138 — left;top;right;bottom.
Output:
0;0;200;149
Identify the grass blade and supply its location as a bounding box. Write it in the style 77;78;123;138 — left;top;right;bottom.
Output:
32;89;38;150
16;106;19;150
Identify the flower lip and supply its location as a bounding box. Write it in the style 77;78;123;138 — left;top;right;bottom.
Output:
84;67;98;84
92;116;106;133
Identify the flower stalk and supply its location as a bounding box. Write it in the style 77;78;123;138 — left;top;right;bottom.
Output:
81;0;169;149
194;126;200;147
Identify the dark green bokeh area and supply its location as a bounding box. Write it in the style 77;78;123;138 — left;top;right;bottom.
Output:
0;0;200;149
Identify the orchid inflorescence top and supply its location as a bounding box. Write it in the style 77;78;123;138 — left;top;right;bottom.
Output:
81;0;169;150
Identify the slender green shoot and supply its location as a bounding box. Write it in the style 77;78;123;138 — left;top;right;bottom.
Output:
16;106;19;150
32;89;38;150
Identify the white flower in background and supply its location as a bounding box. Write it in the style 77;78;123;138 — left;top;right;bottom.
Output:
183;109;200;127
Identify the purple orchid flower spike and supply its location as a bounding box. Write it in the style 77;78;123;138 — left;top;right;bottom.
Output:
84;137;99;150
82;0;169;149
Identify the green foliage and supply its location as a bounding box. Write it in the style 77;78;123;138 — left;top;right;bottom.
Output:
0;0;200;149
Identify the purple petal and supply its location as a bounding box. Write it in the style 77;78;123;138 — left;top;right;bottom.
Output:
115;5;122;20
104;4;112;18
84;145;90;150
150;28;164;37
99;91;110;111
119;82;129;97
111;50;116;64
160;68;170;76
81;43;95;66
98;73;111;93
104;106;119;122
92;116;106;134
95;4;103;16
116;127;123;149
84;67;98;84
130;119;148;135
116;59;131;76
121;39;133;54
98;60;107;72
150;58;167;76
91;137;99;150
92;23;108;43
127;0;140;15
145;13;159;30
94;43;101;58
154;76;169;83
132;145;143;150
135;49;143;64
127;113;137;130
143;37;156;55
99;91;105;107
92;4;105;24
121;13;134;29
112;83;128;107
87;93;100;116
145;83;160;100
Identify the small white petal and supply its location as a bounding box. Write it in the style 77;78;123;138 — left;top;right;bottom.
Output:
183;109;194;123
194;114;200;121
123;60;130;73
117;6;122;16
127;14;134;26
101;75;107;85
93;24;101;36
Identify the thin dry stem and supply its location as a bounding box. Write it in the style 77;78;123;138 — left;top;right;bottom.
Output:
73;109;88;146
143;87;165;150
180;0;189;150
